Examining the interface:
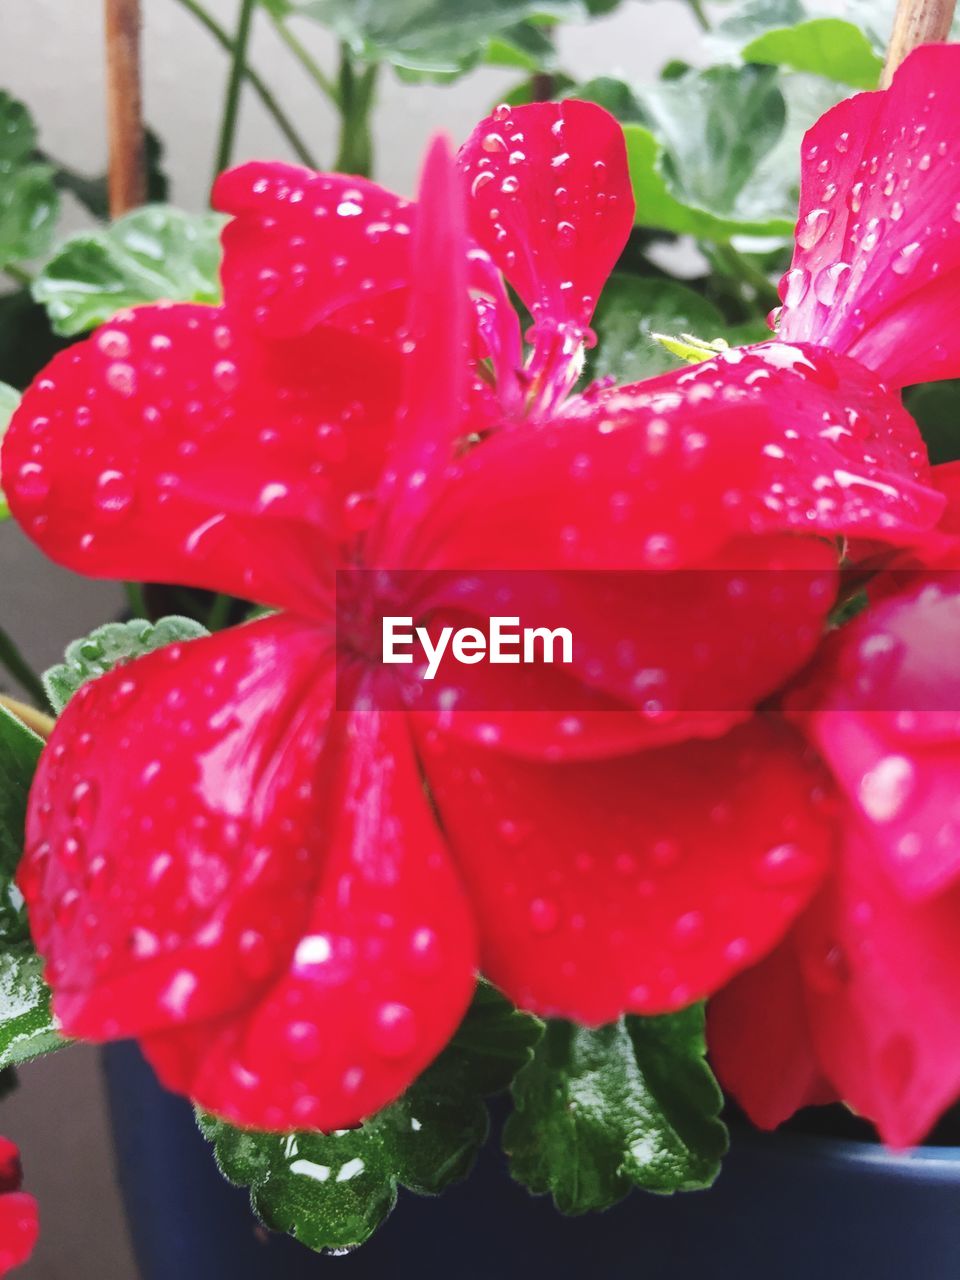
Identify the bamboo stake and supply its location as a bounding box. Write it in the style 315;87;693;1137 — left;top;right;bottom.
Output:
882;0;957;86
0;695;54;741
104;0;146;217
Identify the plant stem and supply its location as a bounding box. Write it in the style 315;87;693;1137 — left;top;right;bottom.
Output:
882;0;957;86
213;0;257;181
708;242;780;312
685;0;711;32
104;0;147;216
0;626;49;710
205;592;233;632
266;12;340;107
2;264;32;287
173;0;319;168
123;580;149;619
335;44;378;177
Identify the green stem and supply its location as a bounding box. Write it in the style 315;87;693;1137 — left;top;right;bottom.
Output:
3;264;32;287
173;0;318;168
205;593;233;632
267;12;340;107
123;581;149;619
0;626;49;710
708;242;780;312
214;0;258;180
685;0;711;32
335;45;378;177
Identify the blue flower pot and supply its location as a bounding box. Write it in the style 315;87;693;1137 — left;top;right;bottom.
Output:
103;1041;960;1280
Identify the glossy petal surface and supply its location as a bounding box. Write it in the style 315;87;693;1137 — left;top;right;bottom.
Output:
419;718;832;1024
19;615;332;1040
797;572;960;899
1;305;401;613
458;100;634;333
215;163;414;342
143;709;477;1130
779;45;960;387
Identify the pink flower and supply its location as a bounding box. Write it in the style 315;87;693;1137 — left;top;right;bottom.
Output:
0;1139;38;1276
4;49;959;1135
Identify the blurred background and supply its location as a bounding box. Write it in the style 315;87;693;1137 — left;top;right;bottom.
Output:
0;2;699;1274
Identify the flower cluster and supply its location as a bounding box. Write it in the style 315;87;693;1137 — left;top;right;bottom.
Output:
6;44;960;1145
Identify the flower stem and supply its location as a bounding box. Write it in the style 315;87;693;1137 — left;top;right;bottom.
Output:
685;0;711;32
3;264;32;287
335;45;378;177
173;0;319;168
267;12;340;108
0;626;49;710
205;592;233;632
123;580;149;619
213;0;257;181
708;242;780;312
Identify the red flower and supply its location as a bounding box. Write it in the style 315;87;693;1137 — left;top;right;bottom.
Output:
3;51;956;1132
0;1139;38;1276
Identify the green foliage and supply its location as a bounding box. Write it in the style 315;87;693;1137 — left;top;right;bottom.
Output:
504;1007;728;1213
905;379;960;467
0;91;59;269
0;382;19;520
711;0;881;88
44;617;209;715
276;0;604;78
0;705;62;1068
199;983;543;1252
32;206;224;337
586;274;726;383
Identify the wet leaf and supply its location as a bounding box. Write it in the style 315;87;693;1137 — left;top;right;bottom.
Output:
586;274;725;383
32;206;223;337
741;20;881;90
199;983;543;1252
44;616;209;715
0;91;59;268
0;382;19;520
504;1006;727;1213
0;705;63;1068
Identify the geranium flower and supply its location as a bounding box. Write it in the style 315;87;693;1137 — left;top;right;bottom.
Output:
0;1139;37;1276
3;49;957;1132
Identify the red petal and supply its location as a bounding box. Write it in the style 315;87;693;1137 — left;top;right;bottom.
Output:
458;100;634;333
142;710;477;1130
795;831;960;1147
779;45;960;387
0;1192;37;1277
796;571;960;900
0;1144;20;1197
418;717;832;1024
2;305;401;611
20;615;333;1040
708;939;837;1131
214;162;415;342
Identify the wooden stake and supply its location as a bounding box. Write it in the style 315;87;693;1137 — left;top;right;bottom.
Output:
882;0;957;87
0;695;54;741
104;0;146;217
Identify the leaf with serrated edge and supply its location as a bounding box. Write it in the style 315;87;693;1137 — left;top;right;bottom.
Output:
199;983;543;1252
504;1006;727;1214
32;206;223;338
0;704;64;1066
44;616;209;715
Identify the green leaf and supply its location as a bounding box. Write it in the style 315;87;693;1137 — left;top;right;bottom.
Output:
0;381;19;520
199;983;543;1252
742;19;881;90
586;274;726;383
32;205;224;338
285;0;585;77
0;91;59;268
905;379;960;467
603;64;847;241
0;704;63;1068
504;1006;727;1214
44;616;209;715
